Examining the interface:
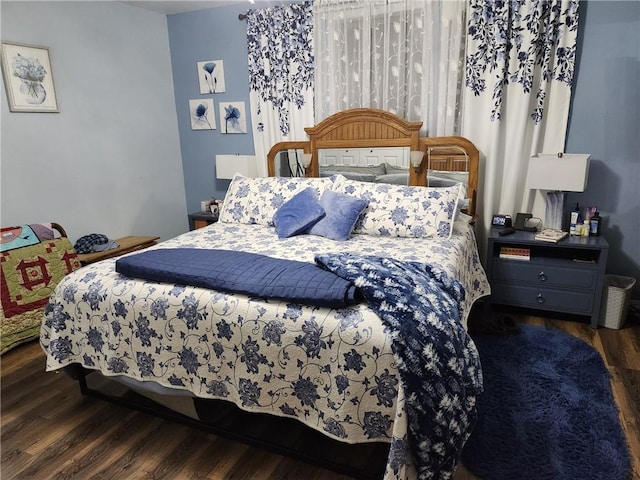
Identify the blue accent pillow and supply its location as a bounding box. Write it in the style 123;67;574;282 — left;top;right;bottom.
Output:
273;187;325;239
308;190;368;241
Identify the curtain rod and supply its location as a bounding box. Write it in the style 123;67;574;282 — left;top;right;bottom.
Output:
238;13;247;21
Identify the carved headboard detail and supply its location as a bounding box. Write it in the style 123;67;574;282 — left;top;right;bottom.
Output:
266;108;479;217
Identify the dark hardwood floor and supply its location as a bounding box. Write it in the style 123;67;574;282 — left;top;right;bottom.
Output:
2;308;638;480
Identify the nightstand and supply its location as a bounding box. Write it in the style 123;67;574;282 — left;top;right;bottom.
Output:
77;236;160;266
485;228;609;328
188;211;219;230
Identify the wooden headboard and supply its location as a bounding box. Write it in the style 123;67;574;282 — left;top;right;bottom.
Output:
266;108;479;217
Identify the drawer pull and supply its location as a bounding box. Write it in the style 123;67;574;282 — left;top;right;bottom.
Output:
536;293;545;304
538;271;547;282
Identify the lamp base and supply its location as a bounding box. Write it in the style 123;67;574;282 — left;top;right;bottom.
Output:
545;191;567;230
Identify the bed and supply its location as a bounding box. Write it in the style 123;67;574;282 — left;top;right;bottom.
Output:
40;109;490;480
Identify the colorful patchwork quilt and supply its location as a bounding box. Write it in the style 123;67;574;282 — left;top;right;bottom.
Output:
1;224;80;354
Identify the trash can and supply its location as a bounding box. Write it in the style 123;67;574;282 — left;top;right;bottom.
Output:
599;275;636;329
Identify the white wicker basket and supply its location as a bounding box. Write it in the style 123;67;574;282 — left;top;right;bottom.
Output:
599;275;636;329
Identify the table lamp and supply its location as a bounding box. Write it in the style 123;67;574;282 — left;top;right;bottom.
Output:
215;154;258;179
525;153;590;231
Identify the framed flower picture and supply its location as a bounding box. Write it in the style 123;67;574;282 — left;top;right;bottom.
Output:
1;42;59;112
197;60;226;94
189;98;216;130
219;101;247;134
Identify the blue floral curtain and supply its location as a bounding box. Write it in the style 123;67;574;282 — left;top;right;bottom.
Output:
461;0;581;255
465;0;579;123
246;1;315;176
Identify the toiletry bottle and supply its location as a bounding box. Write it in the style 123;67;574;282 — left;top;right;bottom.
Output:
582;220;590;237
590;211;601;236
570;203;580;236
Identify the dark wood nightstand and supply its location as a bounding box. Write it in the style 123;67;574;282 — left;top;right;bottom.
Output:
77;236;160;266
188;212;219;230
485;228;609;328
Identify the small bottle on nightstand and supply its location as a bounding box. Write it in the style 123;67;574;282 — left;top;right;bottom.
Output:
569;203;581;236
581;220;590;236
590;212;602;236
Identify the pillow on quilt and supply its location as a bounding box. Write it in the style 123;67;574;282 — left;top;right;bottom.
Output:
332;174;463;239
308;190;368;241
218;174;335;226
273;188;325;239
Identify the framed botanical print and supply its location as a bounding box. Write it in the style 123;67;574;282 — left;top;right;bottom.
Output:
219;101;247;134
189;98;216;130
197;59;226;94
1;41;59;112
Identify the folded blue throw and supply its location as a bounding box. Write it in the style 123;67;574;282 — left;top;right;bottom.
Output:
115;248;360;308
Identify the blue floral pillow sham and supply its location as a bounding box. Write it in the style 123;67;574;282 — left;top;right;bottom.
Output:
273;188;325;239
332;175;463;239
308;190;368;241
219;174;335;226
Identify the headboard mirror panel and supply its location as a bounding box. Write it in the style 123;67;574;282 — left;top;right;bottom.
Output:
266;108;479;217
425;146;470;207
318;146;410;185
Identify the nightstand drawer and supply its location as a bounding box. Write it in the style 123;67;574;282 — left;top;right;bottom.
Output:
492;261;598;290
490;283;594;315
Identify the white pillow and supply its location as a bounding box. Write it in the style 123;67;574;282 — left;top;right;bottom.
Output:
331;174;463;238
219;174;336;226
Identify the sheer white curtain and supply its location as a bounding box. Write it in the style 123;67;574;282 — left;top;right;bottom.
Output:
246;1;315;177
461;0;581;244
313;0;467;136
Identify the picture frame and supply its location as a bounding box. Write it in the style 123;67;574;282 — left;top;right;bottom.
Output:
1;41;59;112
219;101;247;134
197;60;226;94
189;98;216;130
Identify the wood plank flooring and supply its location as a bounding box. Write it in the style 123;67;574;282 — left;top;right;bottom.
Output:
2;309;638;480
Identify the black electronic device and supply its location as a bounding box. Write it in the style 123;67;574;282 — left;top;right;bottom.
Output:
491;214;512;228
498;227;516;236
513;213;536;232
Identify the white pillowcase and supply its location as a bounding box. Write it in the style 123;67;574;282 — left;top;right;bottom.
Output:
219;174;336;226
332;174;463;238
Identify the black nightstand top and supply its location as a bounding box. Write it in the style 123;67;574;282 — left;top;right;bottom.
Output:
189;211;219;221
188;211;219;231
488;228;608;249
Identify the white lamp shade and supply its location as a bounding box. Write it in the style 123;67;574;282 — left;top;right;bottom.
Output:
215;155;258;179
302;153;312;168
526;153;590;192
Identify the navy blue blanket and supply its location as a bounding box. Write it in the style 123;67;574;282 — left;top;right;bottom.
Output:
315;253;483;480
115;248;360;308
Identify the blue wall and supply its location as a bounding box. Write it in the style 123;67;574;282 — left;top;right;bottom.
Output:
565;0;640;298
167;4;255;213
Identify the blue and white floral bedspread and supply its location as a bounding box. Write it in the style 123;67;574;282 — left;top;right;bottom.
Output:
40;221;489;479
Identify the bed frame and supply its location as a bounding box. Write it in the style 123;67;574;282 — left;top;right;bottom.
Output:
267;108;479;217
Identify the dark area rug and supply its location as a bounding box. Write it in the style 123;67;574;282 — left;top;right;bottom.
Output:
462;324;631;480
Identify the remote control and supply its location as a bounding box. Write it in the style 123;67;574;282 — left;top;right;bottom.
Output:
498;228;516;236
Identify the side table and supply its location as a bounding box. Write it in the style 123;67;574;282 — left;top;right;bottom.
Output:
77;236;160;266
485;228;609;328
188;212;219;231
